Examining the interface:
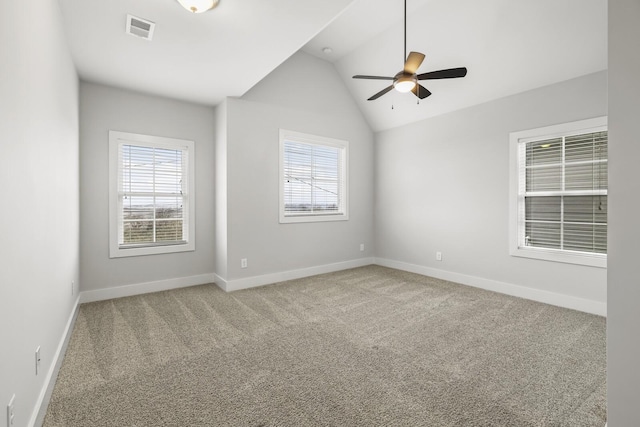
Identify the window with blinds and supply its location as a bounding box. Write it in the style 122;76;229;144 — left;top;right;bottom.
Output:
279;129;348;223
509;117;607;268
109;131;195;258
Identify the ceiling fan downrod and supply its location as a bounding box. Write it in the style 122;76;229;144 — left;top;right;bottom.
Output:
404;0;407;64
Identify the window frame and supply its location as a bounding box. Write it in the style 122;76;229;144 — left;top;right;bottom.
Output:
279;129;349;224
508;117;607;268
109;131;195;258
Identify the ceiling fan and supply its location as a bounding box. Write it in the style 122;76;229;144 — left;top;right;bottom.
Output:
353;0;467;101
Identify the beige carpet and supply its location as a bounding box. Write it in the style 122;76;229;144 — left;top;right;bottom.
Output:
43;265;606;426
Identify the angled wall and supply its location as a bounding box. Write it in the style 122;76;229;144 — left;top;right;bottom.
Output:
0;0;79;425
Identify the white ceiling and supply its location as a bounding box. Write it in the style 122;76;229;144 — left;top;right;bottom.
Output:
58;0;355;105
302;0;433;62
59;0;607;131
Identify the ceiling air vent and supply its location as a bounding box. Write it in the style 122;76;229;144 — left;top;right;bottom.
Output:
126;14;155;41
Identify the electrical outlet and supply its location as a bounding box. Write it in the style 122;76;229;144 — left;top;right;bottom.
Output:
35;346;41;375
360;243;365;251
436;251;443;261
241;258;248;269
7;394;15;427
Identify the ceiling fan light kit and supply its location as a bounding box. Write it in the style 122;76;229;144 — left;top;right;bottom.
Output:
177;0;219;13
393;74;417;93
353;0;467;102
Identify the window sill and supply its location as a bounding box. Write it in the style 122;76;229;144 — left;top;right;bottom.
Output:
109;241;195;258
279;213;349;224
510;246;606;268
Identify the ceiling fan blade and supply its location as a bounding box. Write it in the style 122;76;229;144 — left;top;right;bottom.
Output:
353;75;395;80
417;67;468;80
411;84;432;99
404;51;425;74
368;85;394;101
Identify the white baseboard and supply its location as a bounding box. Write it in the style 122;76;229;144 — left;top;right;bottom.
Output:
77;262;605;316
218;257;375;292
29;295;80;427
79;273;216;303
213;273;228;291
374;258;606;317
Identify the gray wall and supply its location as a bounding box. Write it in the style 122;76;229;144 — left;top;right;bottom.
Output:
375;71;607;305
607;0;640;424
79;82;215;292
217;51;375;280
0;0;79;424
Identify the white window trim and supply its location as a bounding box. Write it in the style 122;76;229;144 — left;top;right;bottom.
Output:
279;129;349;224
109;131;195;258
508;117;607;268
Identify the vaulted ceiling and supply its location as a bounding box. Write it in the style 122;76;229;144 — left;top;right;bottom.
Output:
59;0;607;131
58;0;354;104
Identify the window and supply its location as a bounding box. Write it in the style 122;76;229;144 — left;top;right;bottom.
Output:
109;131;195;258
279;129;348;223
509;117;607;268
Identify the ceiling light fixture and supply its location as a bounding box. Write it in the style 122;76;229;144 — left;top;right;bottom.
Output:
393;74;417;93
177;0;219;13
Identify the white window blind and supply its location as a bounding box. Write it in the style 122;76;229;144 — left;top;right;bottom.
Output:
279;130;348;223
521;132;607;253
109;131;195;258
118;144;187;247
510;117;607;267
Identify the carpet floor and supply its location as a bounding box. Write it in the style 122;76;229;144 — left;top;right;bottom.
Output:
43;265;606;426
